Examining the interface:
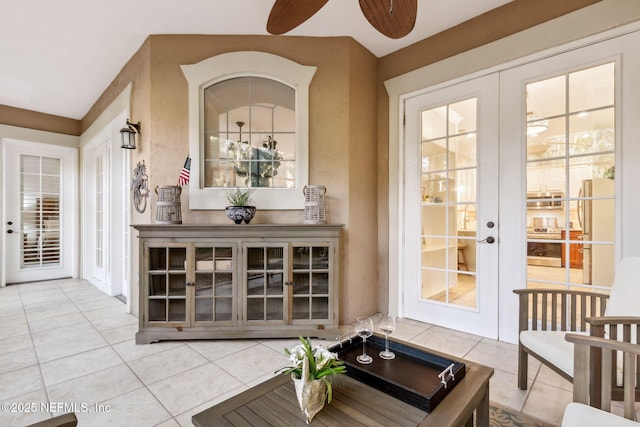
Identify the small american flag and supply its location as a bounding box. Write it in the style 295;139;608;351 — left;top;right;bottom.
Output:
178;156;191;187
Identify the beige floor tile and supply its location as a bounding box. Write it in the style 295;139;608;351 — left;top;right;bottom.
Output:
0;333;32;356
410;327;481;358
0;366;44;401
28;312;89;333
24;301;80;322
40;346;123;386
0;304;26;319
0;312;28;327
99;323;139;345
464;341;542;381
148;363;243;416
173;384;248;427
128;345;208;385
488;368;530;412
47;364;143;406
215;343;290;383
113;339;184;363
0;388;51;427
88;312;137;331
82;304;130;322
0;319;30;340
522;381;572;426
258;337;306;354
155;418;181;427
0;346;39;374
20;289;69;307
31;321;97;347
75;386;172;427
534;364;573;391
185;339;258;362
392;319;432;341
74;295;125;312
34;329;109;363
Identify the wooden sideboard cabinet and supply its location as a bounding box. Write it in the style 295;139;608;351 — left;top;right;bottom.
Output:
132;224;342;344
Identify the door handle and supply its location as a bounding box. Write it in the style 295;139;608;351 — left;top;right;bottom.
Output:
477;236;495;244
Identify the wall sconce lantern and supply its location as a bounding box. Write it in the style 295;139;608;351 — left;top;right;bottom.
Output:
120;119;141;149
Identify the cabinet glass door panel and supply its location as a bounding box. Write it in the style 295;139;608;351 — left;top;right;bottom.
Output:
148;300;167;322
246;299;263;321
146;246;187;324
266;247;284;269
266;298;283;321
168;300;186;322
293;247;310;268
292;245;331;321
215;247;233;270
195;275;213;296
168;248;187;270
168;274;187;296
247;247;264;270
194;245;235;325
195;299;214;322
215;299;233;321
311;273;329;294
215;273;233;296
149;275;167;296
149;247;167;270
311;298;329;319
292;273;309;294
292;298;309;319
266;273;283;295
245;244;287;322
311;247;329;269
247;273;265;296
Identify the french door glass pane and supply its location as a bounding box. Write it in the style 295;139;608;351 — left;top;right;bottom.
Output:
526;62;615;290
420;98;478;308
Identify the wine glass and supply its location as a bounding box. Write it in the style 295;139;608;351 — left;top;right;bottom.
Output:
355;316;374;364
378;314;396;360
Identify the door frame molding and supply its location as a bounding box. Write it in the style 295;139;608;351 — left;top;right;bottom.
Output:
384;17;640;335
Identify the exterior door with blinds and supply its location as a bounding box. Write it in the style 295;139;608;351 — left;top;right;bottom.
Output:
3;139;76;283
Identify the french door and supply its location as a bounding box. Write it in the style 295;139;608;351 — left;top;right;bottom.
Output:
3;139;77;284
401;29;640;343
403;74;500;339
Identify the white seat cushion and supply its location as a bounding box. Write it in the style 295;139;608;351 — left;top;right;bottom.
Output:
562;402;640;427
520;330;588;377
604;257;640;317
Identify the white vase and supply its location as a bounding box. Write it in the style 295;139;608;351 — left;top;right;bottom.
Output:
292;357;327;424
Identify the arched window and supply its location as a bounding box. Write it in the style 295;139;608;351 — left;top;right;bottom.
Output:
182;52;316;210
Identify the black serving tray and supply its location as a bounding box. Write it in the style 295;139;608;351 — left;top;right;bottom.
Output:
328;335;466;412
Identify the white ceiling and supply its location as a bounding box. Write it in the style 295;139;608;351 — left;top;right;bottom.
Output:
0;0;512;120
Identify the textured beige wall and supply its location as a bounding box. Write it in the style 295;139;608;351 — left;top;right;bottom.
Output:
84;35;379;324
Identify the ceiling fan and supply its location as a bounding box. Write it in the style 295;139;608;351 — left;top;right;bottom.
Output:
267;0;417;39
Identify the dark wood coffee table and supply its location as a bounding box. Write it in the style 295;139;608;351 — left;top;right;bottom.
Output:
193;340;493;427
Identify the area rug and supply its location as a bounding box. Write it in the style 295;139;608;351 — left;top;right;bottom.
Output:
490;403;558;427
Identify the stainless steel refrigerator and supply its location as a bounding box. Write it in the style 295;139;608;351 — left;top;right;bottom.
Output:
578;178;615;285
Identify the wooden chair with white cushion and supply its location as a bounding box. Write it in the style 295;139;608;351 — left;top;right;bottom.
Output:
514;256;640;407
562;334;640;427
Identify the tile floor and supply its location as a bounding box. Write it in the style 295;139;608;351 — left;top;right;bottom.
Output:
0;278;577;427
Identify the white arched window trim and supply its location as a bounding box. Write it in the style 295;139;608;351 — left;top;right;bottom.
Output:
181;51;317;210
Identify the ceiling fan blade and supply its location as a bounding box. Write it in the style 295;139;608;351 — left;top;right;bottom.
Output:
267;0;330;35
359;0;417;39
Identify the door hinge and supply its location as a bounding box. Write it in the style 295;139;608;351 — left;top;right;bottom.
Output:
403;113;406;126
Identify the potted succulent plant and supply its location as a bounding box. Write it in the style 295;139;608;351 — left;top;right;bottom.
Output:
225;188;256;224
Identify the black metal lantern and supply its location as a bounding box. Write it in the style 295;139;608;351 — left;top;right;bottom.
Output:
120;119;140;149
